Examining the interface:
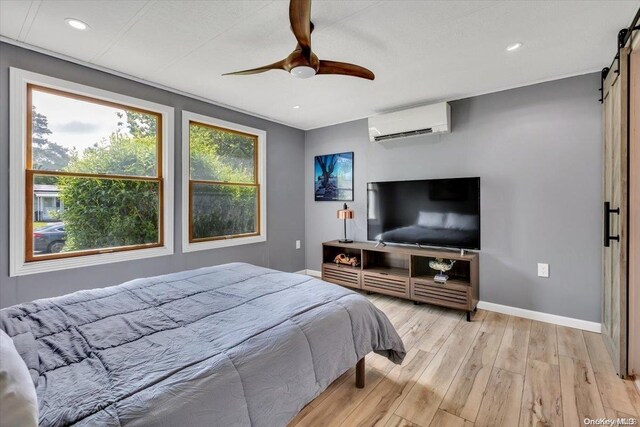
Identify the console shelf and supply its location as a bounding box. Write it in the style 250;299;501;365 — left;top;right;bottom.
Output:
321;240;479;321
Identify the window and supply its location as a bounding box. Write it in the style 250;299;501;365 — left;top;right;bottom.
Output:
182;111;266;252
10;69;174;276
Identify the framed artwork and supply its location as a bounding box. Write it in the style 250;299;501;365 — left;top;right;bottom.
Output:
314;152;354;201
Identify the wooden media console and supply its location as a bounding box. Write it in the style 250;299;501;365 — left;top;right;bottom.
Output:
322;240;479;321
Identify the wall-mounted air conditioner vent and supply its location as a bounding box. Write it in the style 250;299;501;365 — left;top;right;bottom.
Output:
368;102;450;142
373;128;433;142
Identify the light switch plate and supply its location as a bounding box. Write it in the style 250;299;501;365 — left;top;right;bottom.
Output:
296;240;301;250
537;263;549;278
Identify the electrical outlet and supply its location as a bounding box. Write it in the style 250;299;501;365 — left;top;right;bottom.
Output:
537;263;549;278
295;240;301;250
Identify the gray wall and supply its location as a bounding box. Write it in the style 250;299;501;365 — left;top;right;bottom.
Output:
305;73;602;322
0;42;603;323
0;42;306;308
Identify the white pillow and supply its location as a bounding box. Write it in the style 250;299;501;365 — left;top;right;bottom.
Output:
417;212;446;228
444;213;479;231
0;330;38;427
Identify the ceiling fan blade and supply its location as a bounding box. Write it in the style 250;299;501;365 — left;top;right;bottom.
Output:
223;60;286;76
290;0;312;52
317;60;375;80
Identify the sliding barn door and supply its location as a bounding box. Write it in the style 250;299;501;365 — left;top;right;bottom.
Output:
602;47;629;377
629;33;640;377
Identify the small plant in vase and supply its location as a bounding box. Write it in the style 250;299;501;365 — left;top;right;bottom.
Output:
429;258;456;284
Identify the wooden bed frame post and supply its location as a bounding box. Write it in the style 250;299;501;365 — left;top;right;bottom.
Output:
355;357;365;388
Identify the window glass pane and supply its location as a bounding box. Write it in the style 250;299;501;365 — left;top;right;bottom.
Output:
189;122;255;183
191;183;257;240
31;88;158;177
32;174;160;256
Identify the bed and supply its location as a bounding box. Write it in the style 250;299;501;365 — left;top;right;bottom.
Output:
0;263;405;426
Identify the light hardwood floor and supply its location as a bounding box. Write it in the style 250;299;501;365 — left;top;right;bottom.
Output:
288;293;640;427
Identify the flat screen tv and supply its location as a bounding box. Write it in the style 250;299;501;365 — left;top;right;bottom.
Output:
367;177;480;250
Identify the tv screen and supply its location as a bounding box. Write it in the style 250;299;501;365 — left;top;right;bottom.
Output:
367;177;480;250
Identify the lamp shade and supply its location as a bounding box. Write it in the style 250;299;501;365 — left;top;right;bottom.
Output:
337;210;354;220
337;203;354;220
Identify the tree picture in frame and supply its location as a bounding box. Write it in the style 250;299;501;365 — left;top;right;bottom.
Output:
314;152;354;201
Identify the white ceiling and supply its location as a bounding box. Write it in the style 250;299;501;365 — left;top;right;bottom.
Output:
1;1;638;130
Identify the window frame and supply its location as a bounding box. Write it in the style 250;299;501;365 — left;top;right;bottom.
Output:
182;111;266;252
10;68;175;277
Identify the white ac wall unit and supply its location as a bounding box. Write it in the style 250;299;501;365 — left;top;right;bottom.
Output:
368;102;451;142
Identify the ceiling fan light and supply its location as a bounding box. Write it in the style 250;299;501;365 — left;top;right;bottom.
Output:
290;66;316;79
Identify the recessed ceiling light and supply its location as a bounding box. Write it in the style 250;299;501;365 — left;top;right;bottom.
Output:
506;42;522;52
65;18;89;31
292;105;301;109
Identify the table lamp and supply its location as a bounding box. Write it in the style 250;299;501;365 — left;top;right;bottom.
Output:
337;203;354;243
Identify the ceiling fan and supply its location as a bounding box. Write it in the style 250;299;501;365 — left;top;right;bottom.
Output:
223;0;375;80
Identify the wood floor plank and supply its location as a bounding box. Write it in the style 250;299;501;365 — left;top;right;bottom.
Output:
557;326;589;361
288;404;315;427
340;348;435;427
395;317;481;426
593;371;640;417
528;321;558;365
451;309;487;339
396;306;441;351
306;368;353;408
369;303;438;374
429;409;474;427
604;406;639;421
368;353;397;375
479;310;509;336
440;330;503;421
495;316;532;375
475;367;524;427
295;368;385;427
384;415;420;427
388;301;420;325
519;359;563;427
373;297;407;322
416;309;462;354
372;297;402;314
583;331;617;374
558;355;606;426
583;331;640;417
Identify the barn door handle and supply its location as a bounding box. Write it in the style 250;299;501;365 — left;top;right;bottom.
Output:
604;201;620;247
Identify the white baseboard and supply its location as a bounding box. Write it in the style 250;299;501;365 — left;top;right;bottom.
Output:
296;269;321;277
477;301;601;333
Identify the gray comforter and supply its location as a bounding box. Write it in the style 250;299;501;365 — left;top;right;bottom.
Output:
0;263;405;427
